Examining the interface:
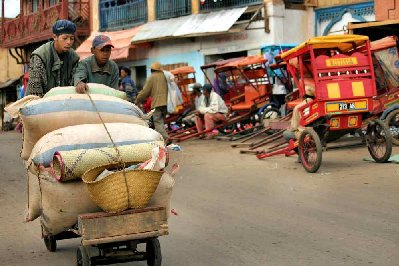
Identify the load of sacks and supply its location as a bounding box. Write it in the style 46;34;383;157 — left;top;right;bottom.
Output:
6;83;176;236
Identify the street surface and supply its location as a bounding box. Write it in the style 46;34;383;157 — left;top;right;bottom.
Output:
0;131;399;265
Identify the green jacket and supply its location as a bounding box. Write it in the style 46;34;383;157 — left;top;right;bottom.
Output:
135;71;168;109
31;41;79;91
74;55;119;90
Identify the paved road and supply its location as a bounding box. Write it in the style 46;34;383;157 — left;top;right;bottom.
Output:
1;131;399;265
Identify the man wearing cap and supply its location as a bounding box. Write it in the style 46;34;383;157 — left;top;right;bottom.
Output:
74;35;119;93
135;62;169;142
26;20;79;96
182;83;204;127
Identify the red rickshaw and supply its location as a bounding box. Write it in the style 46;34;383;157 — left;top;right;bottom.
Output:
257;35;392;173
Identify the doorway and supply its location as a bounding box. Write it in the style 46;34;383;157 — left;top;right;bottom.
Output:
134;65;147;92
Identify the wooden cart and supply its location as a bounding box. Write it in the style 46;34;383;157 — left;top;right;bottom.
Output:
44;207;168;266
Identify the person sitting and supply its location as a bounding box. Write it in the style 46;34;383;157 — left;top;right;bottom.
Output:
182;83;204;127
283;81;315;140
195;84;228;139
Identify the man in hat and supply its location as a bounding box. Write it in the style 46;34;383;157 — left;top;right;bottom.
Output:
26;19;80;96
135;62;169;142
74;35;119;93
181;83;204;127
195;84;228;139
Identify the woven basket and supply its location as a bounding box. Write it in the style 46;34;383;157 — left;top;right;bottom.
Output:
82;163;163;213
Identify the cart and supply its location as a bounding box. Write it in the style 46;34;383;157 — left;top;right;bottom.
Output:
43;206;168;266
257;35;392;172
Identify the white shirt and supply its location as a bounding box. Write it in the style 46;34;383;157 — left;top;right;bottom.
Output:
194;94;204;110
198;91;228;114
272;78;287;95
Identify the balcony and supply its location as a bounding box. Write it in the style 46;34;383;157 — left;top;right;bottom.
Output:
100;0;148;31
156;0;191;20
0;1;90;49
199;0;263;11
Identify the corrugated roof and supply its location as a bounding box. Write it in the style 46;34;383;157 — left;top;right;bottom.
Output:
132;7;247;44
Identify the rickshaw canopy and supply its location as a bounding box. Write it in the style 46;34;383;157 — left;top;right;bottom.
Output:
215;55;267;72
170;66;196;75
280;35;370;59
200;57;245;70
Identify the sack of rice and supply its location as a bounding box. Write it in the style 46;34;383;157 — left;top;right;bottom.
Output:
25;170;41;222
39;170;101;236
148;171;175;219
52;142;164;182
44;83;127;99
19;94;148;160
27;123;164;169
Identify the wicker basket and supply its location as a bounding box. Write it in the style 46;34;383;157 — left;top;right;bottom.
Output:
82;163;163;213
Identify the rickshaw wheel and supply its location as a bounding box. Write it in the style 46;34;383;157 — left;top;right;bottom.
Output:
385;109;399;146
44;235;57;252
146;238;162;266
76;246;91;266
299;128;322;173
366;119;392;163
260;107;281;128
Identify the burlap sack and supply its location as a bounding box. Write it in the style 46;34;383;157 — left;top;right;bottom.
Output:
44;83;127;99
20;94;148;160
27;123;163;168
39;170;101;236
148;165;178;218
25;170;41;222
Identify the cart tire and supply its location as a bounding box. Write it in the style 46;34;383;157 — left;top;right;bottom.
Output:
44;236;57;252
385;109;399;146
146;238;162;266
260;107;281;128
366;119;392;163
76;246;91;266
299;128;322;173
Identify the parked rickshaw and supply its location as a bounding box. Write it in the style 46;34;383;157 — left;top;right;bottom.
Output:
257;35;392;173
169;56;272;142
164;65;197;130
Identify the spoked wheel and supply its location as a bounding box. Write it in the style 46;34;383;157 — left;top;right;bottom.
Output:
385;109;399;146
298;128;323;173
366;119;392;163
260;107;281;128
146;238;162;266
44;235;57;252
76;246;91;266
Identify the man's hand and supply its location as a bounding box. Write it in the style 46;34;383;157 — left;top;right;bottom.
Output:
75;82;89;94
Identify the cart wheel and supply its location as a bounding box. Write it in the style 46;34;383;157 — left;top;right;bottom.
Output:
366;119;392;163
76;246;91;266
260;107;280;128
146;238;162;266
385;109;399;146
44;235;57;252
299;128;322;173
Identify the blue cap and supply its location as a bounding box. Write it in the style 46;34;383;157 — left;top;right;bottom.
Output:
202;84;213;92
92;35;114;49
52;20;76;35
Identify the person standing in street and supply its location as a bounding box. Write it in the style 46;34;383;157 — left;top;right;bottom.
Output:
26;20;79;96
74;35;119;93
135;62;170;143
119;66;138;103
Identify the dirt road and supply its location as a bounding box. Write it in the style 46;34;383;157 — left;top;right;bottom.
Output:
1;131;398;265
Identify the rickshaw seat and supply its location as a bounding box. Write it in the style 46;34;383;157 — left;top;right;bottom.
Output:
286;98;302;110
231;84;268;111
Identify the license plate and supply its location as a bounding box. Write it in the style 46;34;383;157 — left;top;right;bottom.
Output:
326;100;368;113
338;102;356;110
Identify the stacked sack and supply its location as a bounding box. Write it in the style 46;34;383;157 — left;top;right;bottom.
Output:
7;83;176;237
